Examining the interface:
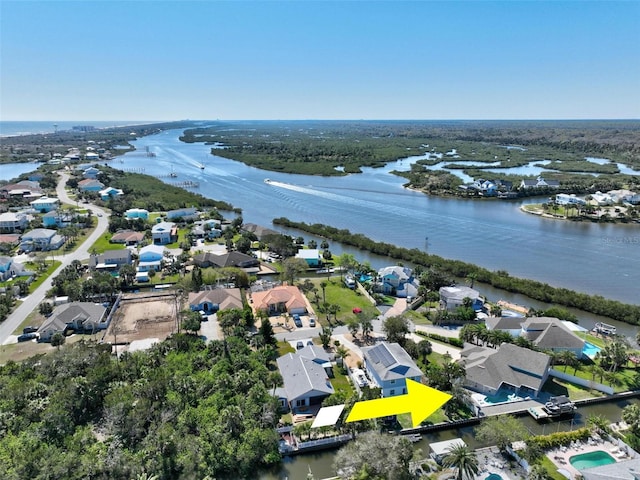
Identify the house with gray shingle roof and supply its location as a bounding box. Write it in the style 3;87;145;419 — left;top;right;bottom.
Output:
276;348;335;412
376;266;420;298
521;317;586;358
439;285;483;311
362;342;423;398
485;316;526;338
188;288;243;314
38;302;107;342
581;456;640;480
461;343;551;398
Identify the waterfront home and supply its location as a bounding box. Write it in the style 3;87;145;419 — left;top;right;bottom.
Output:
137;244;166;272
38;302;108;342
0;212;29;232
166;207;198;221
520;317;586;358
295;248;322;267
99;187;124;201
89;249;133;271
460;343;551;398
191;223;221;240
439;285;483;311
590;191;614;206
151;222;177;245
362;342;423;398
241;222;280;240
520;176;560;189
124;208;149;220
188;288;243;314
20;228;65;252
78;179;105;192
609;189;640;204
250;285;308;316
29;197;59;213
376;265;419;298
83;167;101;179
192;251;259;271
276;347;335;412
485;316;526;338
581;456;640;480
430;438;467;465
556;193;587;206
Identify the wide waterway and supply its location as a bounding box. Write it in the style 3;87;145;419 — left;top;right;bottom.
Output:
110;128;639;306
3;128;636;304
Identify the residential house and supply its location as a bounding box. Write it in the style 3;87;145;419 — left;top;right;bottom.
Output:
439;285;483;311
137;244;166;272
0;180;43;199
242;223;280;240
590;191;614;206
42;210;74;228
250;285;308;316
295;249;322;267
362;342;423;398
430;439;467;465
0;256;25;281
192;251;259;271
166;207;198;221
0;234;21;247
276;347;335;412
0;212;29;232
30;197;59;213
38;302;108;342
460;343;551;399
99;187;124;201
110;230;145;246
485;316;526;338
191;221;221;239
89;249;133;271
609;189;640;205
377;266;420;298
151;222;177;245
188;288;243;314
520;177;560;189
556;194;587;206
520;317;586;359
20;228;65;252
460;179;498;196
78;179;105;192
124;208;149;220
85;152;100;162
580;456;640;480
83;167;101;179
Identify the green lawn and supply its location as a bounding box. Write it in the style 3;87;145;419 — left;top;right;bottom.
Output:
89;233;126;254
309;277;378;325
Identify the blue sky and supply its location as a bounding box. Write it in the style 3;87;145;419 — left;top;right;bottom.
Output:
1;0;639;120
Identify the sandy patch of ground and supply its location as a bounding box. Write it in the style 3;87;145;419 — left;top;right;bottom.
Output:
103;292;177;344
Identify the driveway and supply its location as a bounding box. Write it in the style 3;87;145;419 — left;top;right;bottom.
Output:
0;172;110;345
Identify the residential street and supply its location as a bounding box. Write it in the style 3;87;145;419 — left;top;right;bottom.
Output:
0;172;109;345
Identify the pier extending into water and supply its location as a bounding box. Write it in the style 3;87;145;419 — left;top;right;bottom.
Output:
170;181;199;188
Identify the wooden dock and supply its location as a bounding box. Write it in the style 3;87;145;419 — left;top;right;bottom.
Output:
527;407;551;420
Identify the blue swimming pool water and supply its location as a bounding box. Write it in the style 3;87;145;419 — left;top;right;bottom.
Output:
483;391;520;405
569;451;616;470
485;474;503;480
583;342;602;358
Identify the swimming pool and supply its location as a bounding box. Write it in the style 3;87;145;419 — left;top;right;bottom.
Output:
485;474;503;480
569;451;616;470
583;342;602;358
483;391;522;405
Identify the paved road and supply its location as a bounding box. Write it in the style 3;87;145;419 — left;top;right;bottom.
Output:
0;172;109;345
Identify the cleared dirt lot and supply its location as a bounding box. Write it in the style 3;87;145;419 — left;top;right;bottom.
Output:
103;292;177;344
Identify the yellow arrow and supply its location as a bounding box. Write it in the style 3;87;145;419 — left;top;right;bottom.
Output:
346;379;451;428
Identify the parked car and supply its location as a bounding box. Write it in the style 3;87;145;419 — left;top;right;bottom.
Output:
22;326;37;334
296;341;304;350
293;313;302;328
309;317;316;327
17;333;37;342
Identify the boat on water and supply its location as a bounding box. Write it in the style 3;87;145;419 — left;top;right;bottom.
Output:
543;395;577;417
169;165;177;178
264;178;271;184
199;163;205;170
594;322;617;335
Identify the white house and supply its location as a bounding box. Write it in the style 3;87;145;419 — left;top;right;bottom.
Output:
137;244;166;272
124;208;149;220
295;249;322;267
439;285;483;311
0;212;29;232
20;228;65;252
99;187;124;201
362;342;423;398
166;207;198;221
151;222;177;245
377;265;419;298
556;194;587;206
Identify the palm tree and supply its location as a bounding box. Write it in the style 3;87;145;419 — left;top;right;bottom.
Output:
622;404;640;435
443;443;479;480
360;317;373;340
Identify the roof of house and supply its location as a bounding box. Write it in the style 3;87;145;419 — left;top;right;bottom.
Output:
276;352;334;402
439;285;481;301
139;244;166;256
485;316;526;330
378;265;412;281
429;438;467;457
78;179;104;188
242;223;280;239
0;212;27;222
295;249;321;260
0;255;12;264
250;285;308;312
521;317;585;350
22;228;56;240
188;288;243;311
89;249;132;267
110;230;145;243
39;302;106;333
99;187;124;196
461;343;550;393
362;342;422;382
30;196;59;205
0;234;21;244
152;222;176;233
193;251;259;268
